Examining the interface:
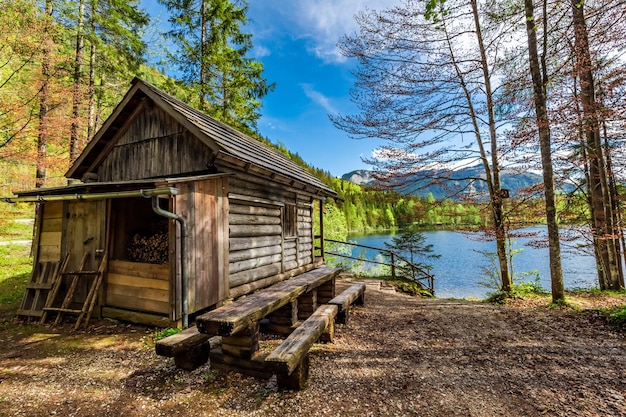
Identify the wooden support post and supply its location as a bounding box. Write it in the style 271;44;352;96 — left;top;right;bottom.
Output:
316;278;335;304
266;300;298;334
275;354;310;390
297;289;317;320
221;322;260;359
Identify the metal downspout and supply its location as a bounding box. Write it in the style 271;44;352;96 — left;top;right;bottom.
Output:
149;195;188;328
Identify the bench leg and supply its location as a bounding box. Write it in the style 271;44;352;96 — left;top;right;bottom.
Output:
297;290;317;320
336;309;349;325
267;301;298;335
276;354;310;390
317;278;335;304
319;319;335;343
222;323;260;359
355;291;365;306
173;339;211;371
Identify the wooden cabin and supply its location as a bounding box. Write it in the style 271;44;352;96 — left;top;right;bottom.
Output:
13;78;337;327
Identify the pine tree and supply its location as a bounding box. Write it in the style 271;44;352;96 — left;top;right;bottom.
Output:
384;227;440;282
159;0;274;132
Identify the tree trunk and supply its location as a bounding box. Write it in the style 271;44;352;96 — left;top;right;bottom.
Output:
570;0;623;290
69;0;85;165
87;0;97;141
470;0;511;292
602;120;625;287
524;0;564;302
200;0;207;111
36;0;54;189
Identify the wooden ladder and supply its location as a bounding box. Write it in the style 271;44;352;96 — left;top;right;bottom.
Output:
17;254;69;321
41;252;107;330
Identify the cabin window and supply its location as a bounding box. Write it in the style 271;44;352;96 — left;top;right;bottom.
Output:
284;204;297;238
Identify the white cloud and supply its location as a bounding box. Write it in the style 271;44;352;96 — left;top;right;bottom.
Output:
297;0;394;62
249;0;398;63
300;83;337;113
253;45;272;58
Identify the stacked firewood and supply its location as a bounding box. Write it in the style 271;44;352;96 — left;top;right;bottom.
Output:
127;219;169;264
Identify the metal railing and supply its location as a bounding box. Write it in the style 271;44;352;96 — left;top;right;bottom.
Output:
320;238;435;294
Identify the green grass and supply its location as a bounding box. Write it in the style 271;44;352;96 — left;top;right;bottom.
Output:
0;203;34;309
0;244;32;308
0;202;35;241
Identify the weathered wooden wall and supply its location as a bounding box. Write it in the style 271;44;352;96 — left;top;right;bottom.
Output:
63;201;105;271
175;177;229;315
226;173;316;297
106;260;169;314
37;202;63;262
98;106;212;182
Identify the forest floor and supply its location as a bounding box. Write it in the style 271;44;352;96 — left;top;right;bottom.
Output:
1;277;626;417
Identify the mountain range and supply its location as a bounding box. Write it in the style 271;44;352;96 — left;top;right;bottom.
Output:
342;166;547;200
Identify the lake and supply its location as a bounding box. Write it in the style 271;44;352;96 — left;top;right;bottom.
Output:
341;226;599;299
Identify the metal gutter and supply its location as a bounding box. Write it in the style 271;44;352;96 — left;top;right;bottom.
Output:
151;196;189;328
1;187;179;203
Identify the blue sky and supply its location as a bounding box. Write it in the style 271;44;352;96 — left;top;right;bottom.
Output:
143;0;397;178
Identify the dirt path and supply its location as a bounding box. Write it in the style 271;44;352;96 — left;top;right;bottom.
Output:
1;279;625;416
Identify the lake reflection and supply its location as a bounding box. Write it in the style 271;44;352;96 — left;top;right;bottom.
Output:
344;226;599;299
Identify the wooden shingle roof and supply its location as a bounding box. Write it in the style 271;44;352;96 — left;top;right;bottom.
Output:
67;78;336;197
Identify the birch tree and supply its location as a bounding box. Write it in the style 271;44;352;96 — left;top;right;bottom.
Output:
523;0;565;301
331;0;516;292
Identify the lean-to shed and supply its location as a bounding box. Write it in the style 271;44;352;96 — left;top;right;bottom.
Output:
12;78;337;327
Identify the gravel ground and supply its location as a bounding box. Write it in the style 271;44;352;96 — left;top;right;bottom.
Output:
1;278;625;417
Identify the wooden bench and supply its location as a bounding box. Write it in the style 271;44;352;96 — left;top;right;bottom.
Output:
265;304;338;389
196;267;340;337
155;326;221;370
153;267;338;373
328;283;366;324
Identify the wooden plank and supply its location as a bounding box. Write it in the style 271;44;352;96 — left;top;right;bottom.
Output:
196;280;307;336
229;253;282;275
227;264;314;300
229;264;281;288
229;244;282;263
229;204;281;217
283;240;297;250
16;309;43;318
41;218;63;233
101;306;171;327
106;292;170;314
229;224;282;238
155;326;218;357
285;267;340;291
38;245;61;262
107;282;169;303
265;304;338;374
42;202;63;219
217;176;230;303
209;347;271;378
229;235;281;251
108;260;169;280
229;213;281;226
198;267;339;336
328;283;366;312
182;177;224;312
283;260;299;272
25;282;55;290
107;273;169;290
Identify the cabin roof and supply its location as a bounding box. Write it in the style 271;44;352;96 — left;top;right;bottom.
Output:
66;78;336;197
